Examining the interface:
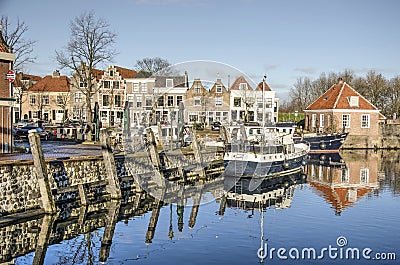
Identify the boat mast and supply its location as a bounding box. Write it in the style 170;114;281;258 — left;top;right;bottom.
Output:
261;75;266;153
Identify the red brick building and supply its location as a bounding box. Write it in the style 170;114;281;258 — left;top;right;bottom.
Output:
0;24;15;153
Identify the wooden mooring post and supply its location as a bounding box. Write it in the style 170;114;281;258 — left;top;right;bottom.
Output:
28;130;56;214
100;129;122;200
188;127;205;178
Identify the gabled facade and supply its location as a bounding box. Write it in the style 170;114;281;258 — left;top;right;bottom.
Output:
304;79;384;146
97;65;137;127
0;23;15;153
21;71;70;124
230;76;277;125
69;62;103;122
185;78;209;124
208;78;230;124
13;72;41;123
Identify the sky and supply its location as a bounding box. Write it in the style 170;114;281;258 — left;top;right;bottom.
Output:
1;0;400;100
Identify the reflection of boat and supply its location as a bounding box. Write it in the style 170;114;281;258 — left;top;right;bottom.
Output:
223;124;309;178
307;152;346;168
224;172;307;210
295;132;348;153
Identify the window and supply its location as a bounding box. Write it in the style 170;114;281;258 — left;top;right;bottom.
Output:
145;97;152;107
341;167;349;183
361;114;370;128
141;83;147;93
342;114;350;128
239;83;247;90
194;97;201;106
103;81;110;89
128;96;134;102
223;112;228;122
157;96;164;107
257;98;263;109
234;97;241;107
360;168;369;184
320;114;324;128
56;95;63;105
195;87;201;94
133;83;139;92
103;95;109;107
265;98;272;108
311;114;317;128
113;81;119;89
42;95;49;105
136;95;142;108
177;95;183;106
115;95;121;107
109;70;114;77
215;97;222;106
32;111;38;118
29;95;36;105
349;96;359;107
79;77;87;88
166;79;174;88
75;92;82;103
167;96;174;107
216;85;222;93
216;111;221;121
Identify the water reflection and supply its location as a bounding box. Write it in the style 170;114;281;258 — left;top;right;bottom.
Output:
2;150;399;264
306;150;382;215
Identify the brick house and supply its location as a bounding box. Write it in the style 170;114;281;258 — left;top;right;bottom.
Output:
185;78;209;124
97;65;137;128
13;73;41;123
0;24;15;153
207;78;230;124
21;71;70;124
304;79;385;148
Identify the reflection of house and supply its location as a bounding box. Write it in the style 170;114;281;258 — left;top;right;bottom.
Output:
306;151;379;215
0;24;15;153
304;78;385;148
97;65;137;127
21;71;70;124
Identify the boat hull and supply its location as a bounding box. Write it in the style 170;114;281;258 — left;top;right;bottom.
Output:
296;133;348;153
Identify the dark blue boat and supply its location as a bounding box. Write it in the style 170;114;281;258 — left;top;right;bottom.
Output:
295;132;348;153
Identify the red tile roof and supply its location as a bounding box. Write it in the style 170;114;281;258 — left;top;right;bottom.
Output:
92;68;104;81
115;66;137;79
0;29;9;53
230;76;253;90
255;81;272;91
27;75;70;93
306;82;378;111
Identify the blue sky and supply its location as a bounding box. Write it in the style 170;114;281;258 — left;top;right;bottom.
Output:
1;0;399;99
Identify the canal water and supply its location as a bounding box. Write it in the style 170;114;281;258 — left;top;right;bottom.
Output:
12;150;400;264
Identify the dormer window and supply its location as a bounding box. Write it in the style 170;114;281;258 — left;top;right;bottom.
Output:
349;96;359;107
166;79;173;88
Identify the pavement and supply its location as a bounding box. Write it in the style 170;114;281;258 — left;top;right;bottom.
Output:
0;141;103;161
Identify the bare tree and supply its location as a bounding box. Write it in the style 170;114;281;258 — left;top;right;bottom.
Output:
135;57;172;77
387;76;400;119
56;11;117;139
289;77;314;111
1;16;36;71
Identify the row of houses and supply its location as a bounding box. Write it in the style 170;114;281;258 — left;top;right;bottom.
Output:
13;64;279;128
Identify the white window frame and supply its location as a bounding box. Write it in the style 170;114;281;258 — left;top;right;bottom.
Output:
75;92;82;103
311;114;317;128
141;83;147;93
239;83;247;90
166;79;174;88
320;114;324;128
194;97;201;106
42;95;49;105
136;95;142;108
133;83;139;92
29;95;36;105
342;114;350;129
215;97;222;107
361;114;370;128
360;168;369;184
216;85;222;93
56;95;64;105
349;96;359;107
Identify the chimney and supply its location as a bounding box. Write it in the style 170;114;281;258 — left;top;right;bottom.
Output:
184;71;189;88
337;77;344;84
53;70;60;77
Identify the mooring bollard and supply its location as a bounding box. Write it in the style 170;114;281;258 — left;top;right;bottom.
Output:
100;129;122;200
28;130;56;214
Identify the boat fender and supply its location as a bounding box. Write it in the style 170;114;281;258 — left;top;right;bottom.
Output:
319;141;326;150
283;161;290;169
301;159;307;166
319;154;326;161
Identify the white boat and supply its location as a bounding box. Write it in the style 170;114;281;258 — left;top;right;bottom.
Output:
223;125;309;178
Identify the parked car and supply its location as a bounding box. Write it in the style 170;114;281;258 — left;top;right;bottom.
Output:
15;126;51;141
211;121;222;131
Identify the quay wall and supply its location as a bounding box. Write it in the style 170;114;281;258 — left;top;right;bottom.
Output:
342;123;400;149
